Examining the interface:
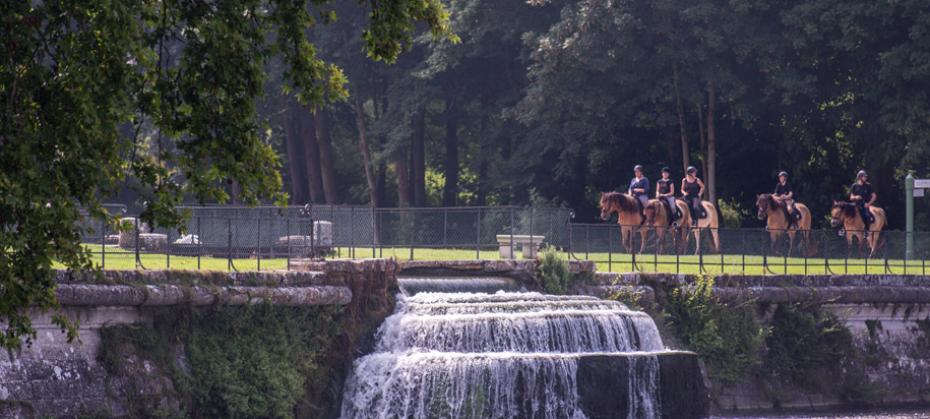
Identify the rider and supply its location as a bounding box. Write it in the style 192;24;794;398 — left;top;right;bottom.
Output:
773;171;800;224
681;166;706;226
655;167;679;225
628;165;650;210
850;170;876;232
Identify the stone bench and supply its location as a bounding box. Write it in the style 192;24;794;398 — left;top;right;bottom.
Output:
496;234;545;259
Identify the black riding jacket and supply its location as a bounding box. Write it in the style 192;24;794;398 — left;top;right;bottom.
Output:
774;182;793;198
851;182;873;205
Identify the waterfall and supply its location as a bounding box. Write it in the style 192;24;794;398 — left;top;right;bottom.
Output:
340;278;670;419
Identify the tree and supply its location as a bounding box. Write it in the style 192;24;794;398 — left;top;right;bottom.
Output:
0;0;452;349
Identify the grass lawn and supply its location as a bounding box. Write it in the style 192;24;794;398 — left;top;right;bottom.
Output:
72;244;930;275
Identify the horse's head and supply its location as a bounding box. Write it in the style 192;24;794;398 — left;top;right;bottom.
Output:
830;201;854;228
755;194;772;220
643;201;659;224
599;192;611;221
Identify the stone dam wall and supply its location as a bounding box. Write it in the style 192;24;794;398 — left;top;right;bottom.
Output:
2;259;930;417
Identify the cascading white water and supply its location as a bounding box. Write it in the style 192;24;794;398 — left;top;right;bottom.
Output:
340;278;668;419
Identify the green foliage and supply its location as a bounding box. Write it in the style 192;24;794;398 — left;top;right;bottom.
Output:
764;303;854;390
98;304;343;418
535;248;570;294
717;198;749;229
0;0;452;350
665;276;767;384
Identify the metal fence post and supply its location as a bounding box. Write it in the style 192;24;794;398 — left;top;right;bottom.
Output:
256;217;262;271
608;225;613;273
530;207;535;259
101;219;106;270
443;207;448;247
134;218;141;270
227;217;232;271
476;208;481;260
585;224;590;261
371;206;376;258
509;207;515;259
286;218;291;270
166;227;171;269
409;209;415;261
350;206;355;258
197;217;202;270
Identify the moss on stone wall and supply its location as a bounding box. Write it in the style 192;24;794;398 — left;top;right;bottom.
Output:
98;304;346;418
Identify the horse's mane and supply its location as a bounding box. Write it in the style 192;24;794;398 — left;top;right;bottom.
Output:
602;191;638;213
757;193;780;208
832;201;858;217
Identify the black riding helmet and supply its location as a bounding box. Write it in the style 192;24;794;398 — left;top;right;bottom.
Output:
633;164;643;172
661;166;670;174
778;171;788;178
686;166;697;174
857;170;868;179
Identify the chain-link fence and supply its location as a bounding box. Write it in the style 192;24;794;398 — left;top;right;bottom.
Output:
76;205;930;274
77;205;572;271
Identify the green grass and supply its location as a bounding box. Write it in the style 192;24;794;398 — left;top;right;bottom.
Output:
73;244;930;275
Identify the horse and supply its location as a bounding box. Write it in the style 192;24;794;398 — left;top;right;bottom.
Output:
599;192;649;253
830;201;886;258
682;199;721;254
643;198;691;253
755;193;812;256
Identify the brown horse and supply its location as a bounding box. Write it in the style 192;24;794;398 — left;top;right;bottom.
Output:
830;201;886;258
755;194;812;256
643;198;691;253
680;200;721;254
599;192;648;253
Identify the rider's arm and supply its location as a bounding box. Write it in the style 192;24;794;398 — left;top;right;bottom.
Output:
784;191;793;200
666;182;674;197
868;192;877;205
680;179;687;195
697;179;705;197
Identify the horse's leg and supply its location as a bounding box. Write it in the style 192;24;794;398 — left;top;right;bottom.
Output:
869;230;880;259
712;228;721;253
657;227;666;253
639;227;648;254
769;231;779;255
693;228;702;256
787;230;796;257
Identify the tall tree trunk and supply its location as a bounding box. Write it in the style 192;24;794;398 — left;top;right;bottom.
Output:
376;135;387;207
395;144;411;207
673;64;691;174
299;108;325;204
411;109;426;207
696;102;707;182
285;102;309;204
315;110;338;204
706;78;717;203
353;98;379;207
442;100;459;207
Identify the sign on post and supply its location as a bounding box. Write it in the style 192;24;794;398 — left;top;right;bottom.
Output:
915;179;930;189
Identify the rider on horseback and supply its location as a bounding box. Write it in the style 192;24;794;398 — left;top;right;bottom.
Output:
628;165;650;216
773;171;800;226
655;167;680;225
850;170;877;232
681;166;706;226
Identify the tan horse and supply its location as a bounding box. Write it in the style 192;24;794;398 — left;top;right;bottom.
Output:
599;192;648;253
830;201;886;258
683;200;721;254
643;198;691;253
755;194;812;256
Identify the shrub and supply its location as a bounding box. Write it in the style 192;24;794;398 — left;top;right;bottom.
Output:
536;247;570;294
665;276;767;384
